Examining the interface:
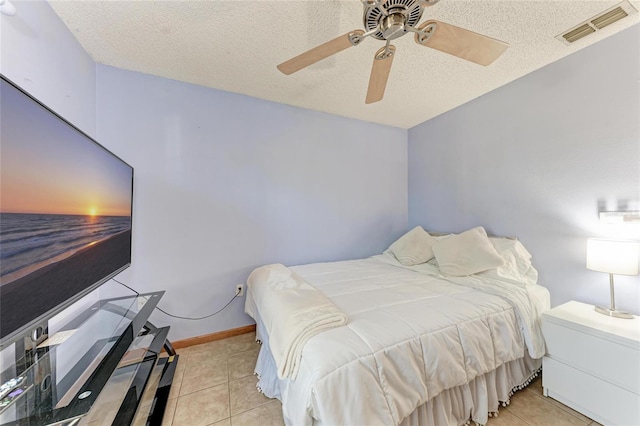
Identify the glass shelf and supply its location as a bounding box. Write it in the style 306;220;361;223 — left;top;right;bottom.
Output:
0;291;170;425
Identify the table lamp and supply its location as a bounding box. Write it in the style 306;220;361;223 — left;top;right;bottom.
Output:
586;238;639;319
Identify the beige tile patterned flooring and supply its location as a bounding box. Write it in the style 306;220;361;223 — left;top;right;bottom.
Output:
163;332;602;426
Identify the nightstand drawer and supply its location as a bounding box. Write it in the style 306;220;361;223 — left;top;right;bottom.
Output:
543;319;640;394
543;356;640;426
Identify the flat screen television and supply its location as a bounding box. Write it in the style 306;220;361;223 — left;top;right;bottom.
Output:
0;75;133;345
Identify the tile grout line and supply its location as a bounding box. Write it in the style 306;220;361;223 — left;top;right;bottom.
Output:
171;335;264;425
524;388;593;424
230;398;275;418
227;352;233;425
226;342;273;420
502;405;535;426
167;353;187;426
176;376;229;398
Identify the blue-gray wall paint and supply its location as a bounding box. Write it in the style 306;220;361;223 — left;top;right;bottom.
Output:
3;1;639;341
408;24;640;313
0;0;96;137
96;65;408;340
0;0;104;359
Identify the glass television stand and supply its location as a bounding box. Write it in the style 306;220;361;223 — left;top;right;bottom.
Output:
0;291;178;425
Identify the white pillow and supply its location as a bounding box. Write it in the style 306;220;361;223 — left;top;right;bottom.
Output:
480;238;538;285
432;226;504;276
388;226;437;266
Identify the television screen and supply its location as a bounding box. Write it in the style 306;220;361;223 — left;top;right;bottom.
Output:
0;75;133;344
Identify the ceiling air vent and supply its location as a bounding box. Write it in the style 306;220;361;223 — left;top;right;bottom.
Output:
556;0;637;45
562;23;596;43
591;7;628;29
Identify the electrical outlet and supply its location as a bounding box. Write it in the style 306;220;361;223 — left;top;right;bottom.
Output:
235;284;245;297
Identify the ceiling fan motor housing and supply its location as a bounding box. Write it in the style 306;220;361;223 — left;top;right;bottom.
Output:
364;0;425;40
381;11;407;40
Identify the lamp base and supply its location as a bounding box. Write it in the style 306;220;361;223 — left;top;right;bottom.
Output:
594;306;634;319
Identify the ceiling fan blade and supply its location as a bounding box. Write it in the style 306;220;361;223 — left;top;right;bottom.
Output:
277;30;365;75
365;45;396;104
415;20;508;66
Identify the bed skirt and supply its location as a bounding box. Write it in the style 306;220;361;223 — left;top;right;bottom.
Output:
398;352;540;426
254;324;540;426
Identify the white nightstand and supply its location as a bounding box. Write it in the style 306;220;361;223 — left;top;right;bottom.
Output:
542;301;640;426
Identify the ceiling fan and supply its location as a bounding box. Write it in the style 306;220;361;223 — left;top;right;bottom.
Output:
277;0;509;104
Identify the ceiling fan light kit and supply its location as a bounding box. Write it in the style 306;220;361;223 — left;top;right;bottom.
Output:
277;0;509;104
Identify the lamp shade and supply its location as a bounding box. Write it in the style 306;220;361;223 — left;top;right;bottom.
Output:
586;238;639;276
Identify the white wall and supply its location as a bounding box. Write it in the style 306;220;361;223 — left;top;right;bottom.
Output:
96;65;408;341
408;24;640;313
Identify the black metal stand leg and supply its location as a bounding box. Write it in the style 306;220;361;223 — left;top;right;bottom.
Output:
143;320;177;356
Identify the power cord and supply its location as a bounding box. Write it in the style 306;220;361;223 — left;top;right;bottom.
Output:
112;278;240;320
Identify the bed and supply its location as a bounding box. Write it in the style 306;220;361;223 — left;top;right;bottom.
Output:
245;227;550;426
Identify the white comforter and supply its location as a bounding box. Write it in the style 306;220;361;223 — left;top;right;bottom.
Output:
245;255;549;426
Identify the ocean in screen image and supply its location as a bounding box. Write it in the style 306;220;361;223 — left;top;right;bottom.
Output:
0;213;131;283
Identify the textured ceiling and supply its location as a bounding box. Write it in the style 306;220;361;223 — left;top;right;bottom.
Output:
47;0;639;129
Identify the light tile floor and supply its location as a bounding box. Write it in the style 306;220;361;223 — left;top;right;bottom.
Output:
163;332;601;426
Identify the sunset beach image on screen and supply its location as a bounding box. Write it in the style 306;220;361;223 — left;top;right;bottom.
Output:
0;78;133;339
